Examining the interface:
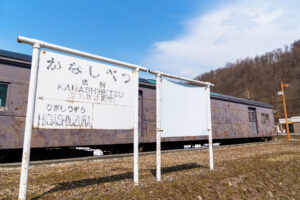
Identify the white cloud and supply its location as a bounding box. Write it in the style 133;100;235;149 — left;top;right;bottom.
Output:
144;0;300;78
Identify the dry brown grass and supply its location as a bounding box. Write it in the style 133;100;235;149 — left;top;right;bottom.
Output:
0;139;299;200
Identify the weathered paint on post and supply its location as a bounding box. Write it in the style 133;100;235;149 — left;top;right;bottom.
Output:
156;73;162;181
206;86;214;170
18;43;41;200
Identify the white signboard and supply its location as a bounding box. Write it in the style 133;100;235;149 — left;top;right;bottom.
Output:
160;79;209;137
33;50;137;129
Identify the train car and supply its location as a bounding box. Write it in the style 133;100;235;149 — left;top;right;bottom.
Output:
0;49;275;157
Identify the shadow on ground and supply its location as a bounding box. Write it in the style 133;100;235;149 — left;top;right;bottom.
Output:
150;163;207;177
32;163;206;200
31;172;133;200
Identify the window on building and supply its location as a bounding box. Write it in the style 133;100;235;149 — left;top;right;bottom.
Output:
0;83;8;107
248;108;256;122
261;113;270;124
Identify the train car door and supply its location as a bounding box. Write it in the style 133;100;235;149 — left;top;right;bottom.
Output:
248;107;258;135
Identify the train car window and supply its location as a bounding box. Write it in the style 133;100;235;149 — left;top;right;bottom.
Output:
261;113;265;124
0;83;8;107
266;114;270;124
248;108;256;122
261;113;270;124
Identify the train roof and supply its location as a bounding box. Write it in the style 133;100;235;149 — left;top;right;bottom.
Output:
0;49;31;68
0;49;32;62
0;49;274;109
210;92;273;109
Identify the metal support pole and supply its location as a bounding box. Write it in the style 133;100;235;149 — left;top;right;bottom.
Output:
156;73;162;181
206;86;214;170
133;68;139;186
148;70;213;87
18;43;41;200
281;82;290;141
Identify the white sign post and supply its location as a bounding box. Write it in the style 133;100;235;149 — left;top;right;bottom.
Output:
150;70;214;181
133;68;139;186
18;43;41;200
206;85;214;170
17;36;147;200
156;73;162;181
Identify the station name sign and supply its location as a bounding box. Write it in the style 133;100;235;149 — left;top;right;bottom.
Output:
33;51;137;129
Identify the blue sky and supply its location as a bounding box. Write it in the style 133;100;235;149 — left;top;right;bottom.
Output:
1;0;300;78
0;0;217;61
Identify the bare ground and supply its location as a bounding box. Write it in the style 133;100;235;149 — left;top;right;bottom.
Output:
0;138;299;200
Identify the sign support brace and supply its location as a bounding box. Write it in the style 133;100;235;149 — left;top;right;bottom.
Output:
18;43;41;200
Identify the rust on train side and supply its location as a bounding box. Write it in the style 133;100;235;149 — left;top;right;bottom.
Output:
0;50;275;150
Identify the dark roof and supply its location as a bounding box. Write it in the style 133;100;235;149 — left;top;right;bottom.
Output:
139;78;156;85
0;49;32;61
139;78;156;89
210;92;273;109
